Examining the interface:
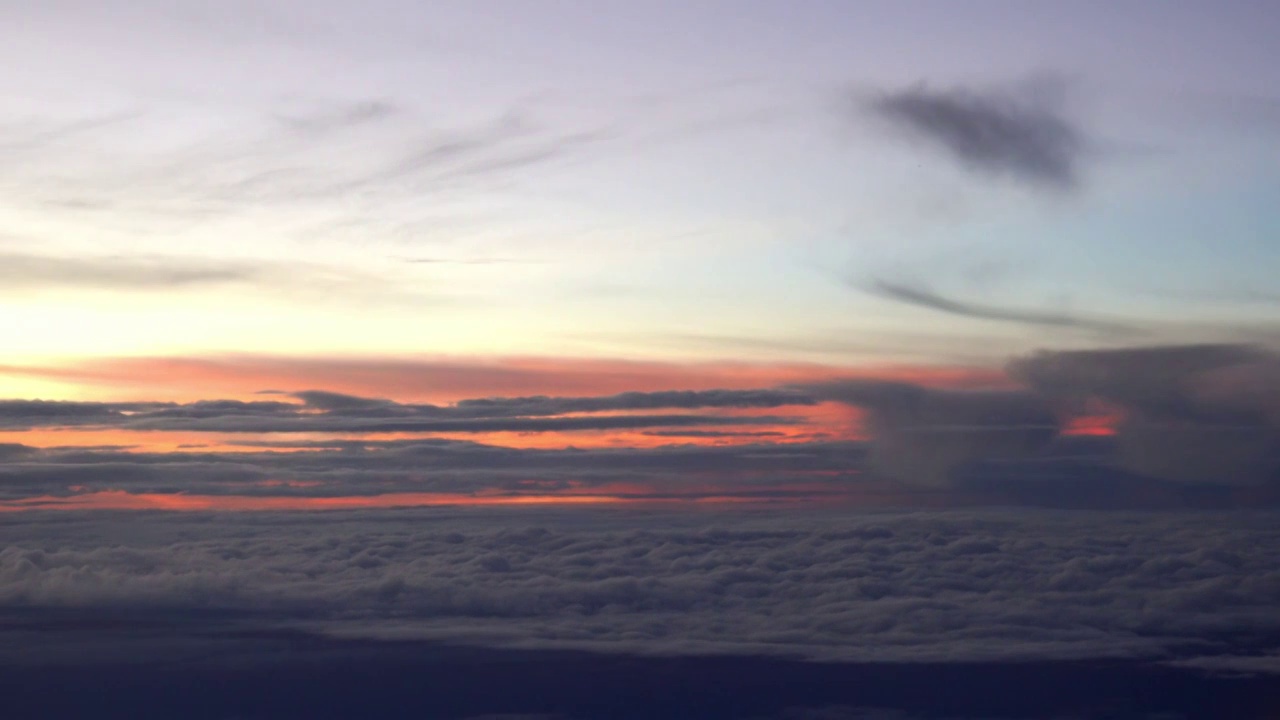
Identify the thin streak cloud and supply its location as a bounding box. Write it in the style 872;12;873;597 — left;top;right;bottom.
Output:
867;279;1134;335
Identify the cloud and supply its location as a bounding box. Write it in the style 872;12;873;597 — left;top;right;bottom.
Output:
2;509;1277;665
274;99;400;134
448;388;817;417
0;400;797;435
0;251;449;306
3;349;1277;499
0;252;258;291
1009;344;1280;484
800;380;1058;486
0;436;872;508
0;387;814;434
867;279;1133;335
865;79;1085;190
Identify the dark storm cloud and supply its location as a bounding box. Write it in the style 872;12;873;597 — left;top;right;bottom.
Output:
1009;344;1280;484
867;279;1133;335
3;509;1278;664
865;81;1085;190
799;380;1058;487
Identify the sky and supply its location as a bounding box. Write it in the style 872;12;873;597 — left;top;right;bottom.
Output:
2;2;1280;717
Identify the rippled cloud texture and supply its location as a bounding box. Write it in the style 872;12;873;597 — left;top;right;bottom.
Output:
5;508;1279;667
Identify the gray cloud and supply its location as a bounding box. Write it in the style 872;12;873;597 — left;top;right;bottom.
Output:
865;81;1085;190
1009;344;1280;484
867;279;1133;335
0;436;866;503
801;381;1057;487
448;388;817;417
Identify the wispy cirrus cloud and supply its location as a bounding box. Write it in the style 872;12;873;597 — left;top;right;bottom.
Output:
0;250;455;306
0;252;258;291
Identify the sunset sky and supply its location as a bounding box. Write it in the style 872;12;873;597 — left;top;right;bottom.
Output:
2;0;1279;512
3;4;1280;716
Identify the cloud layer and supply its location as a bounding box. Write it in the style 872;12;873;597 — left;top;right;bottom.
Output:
4;508;1278;665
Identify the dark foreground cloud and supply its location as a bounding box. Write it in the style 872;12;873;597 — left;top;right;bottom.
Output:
865;80;1085;190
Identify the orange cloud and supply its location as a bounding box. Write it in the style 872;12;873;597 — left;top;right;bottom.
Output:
0;355;1010;403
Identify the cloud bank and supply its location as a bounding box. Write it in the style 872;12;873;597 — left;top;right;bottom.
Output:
3;509;1277;665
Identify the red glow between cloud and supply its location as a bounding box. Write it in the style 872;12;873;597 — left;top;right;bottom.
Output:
1062;415;1119;436
0;482;868;513
0;355;1058;514
0;401;863;453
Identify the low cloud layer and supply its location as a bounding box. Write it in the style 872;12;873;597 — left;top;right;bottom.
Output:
3;509;1277;665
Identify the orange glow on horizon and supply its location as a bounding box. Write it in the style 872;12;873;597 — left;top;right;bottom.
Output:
0;483;865;513
0;355;1012;403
